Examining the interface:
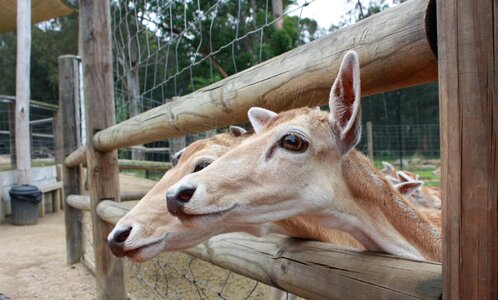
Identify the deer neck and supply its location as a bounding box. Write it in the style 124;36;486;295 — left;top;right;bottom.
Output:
338;150;441;262
274;217;364;249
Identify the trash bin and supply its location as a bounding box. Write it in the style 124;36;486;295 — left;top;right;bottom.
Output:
9;185;42;225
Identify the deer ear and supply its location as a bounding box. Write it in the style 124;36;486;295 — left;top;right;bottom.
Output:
394;181;423;197
248;107;277;133
396;171;414;183
229;126;247;137
172;148;186;167
381;161;396;174
386;175;400;185
329;51;361;155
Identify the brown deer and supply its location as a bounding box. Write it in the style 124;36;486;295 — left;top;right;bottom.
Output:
166;51;441;262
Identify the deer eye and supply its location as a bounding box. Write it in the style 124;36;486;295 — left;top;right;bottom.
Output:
279;133;308;153
193;160;211;173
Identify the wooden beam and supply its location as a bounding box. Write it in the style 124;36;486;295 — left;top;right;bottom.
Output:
79;0;126;298
67;194;90;211
93;0;437;152
93;199;442;300
15;0;31;184
64;145;86;168
118;159;171;172
0;95;59;111
120;191;148;201
8;102;16;169
58;55;83;265
29;117;53;125
96;200;130;226
185;234;442;300
437;0;498;299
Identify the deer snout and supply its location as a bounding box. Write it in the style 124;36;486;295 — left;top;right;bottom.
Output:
166;185;197;216
107;226;132;257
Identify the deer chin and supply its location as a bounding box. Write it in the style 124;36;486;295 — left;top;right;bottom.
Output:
122;235;168;263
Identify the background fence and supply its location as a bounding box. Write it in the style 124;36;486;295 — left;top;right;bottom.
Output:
0;96;57;170
67;1;443;298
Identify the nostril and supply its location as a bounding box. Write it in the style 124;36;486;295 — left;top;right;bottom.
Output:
177;187;196;203
114;227;132;244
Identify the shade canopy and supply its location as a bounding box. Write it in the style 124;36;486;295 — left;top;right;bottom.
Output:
0;0;76;33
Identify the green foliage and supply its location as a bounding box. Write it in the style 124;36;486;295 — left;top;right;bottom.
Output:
0;14;78;103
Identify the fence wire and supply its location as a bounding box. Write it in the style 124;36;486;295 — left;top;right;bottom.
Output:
0;100;56;169
105;1;444;298
108;1;323;297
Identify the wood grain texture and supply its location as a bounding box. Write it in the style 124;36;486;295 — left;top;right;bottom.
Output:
58;55;83;265
64;145;86;168
15;0;31;184
67;194;90;211
117;159;171;172
94;200;442;300
120;191;148;201
437;0;498;299
185;234;442;300
79;1;126;298
8;102;16;168
93;0;437;152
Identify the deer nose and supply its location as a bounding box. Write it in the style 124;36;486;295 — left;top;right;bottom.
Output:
166;186;196;216
107;226;132;257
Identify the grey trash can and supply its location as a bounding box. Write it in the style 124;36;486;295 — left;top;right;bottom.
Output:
9;185;42;225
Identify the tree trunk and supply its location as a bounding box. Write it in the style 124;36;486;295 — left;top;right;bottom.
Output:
272;0;283;30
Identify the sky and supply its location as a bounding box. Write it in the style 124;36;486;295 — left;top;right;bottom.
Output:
288;0;398;30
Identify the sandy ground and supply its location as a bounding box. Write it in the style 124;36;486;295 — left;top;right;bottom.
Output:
0;173;273;299
0;173;157;300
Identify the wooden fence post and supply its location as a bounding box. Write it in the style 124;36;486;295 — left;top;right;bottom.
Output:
8;102;16;169
437;1;497;299
169;136;186;161
79;1;126;299
15;0;31;184
59;55;83;264
366;121;373;161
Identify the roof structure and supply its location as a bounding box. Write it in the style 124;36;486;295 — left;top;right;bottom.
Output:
0;0;76;33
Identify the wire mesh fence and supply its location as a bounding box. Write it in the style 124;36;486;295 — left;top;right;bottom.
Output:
0;98;56;169
358;123;440;163
99;1;444;298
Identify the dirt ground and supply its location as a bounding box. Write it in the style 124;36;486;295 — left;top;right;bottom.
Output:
0;173;273;300
0;173;157;300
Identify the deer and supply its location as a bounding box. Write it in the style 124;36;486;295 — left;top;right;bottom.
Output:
108;118;423;300
165;51;442;262
108;125;423;263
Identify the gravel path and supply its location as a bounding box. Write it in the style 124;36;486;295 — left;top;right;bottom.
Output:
0;173;158;300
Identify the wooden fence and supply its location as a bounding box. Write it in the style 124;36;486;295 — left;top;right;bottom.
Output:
60;0;497;299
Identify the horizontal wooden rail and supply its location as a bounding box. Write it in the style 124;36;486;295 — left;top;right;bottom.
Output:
65;145;87;168
0;130;53;139
29;117;54;125
120;191;148;201
92;0;437;152
66;194;90;211
117;159;171;172
88;199;442;300
38;181;63;193
65;146;171;172
130;146;170;153
67;192;146;211
96;200;130;225
0;95;59;111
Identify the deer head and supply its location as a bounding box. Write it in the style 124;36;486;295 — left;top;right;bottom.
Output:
166;51;441;261
107;127;259;262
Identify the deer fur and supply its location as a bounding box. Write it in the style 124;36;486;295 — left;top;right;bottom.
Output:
166;51;441;262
